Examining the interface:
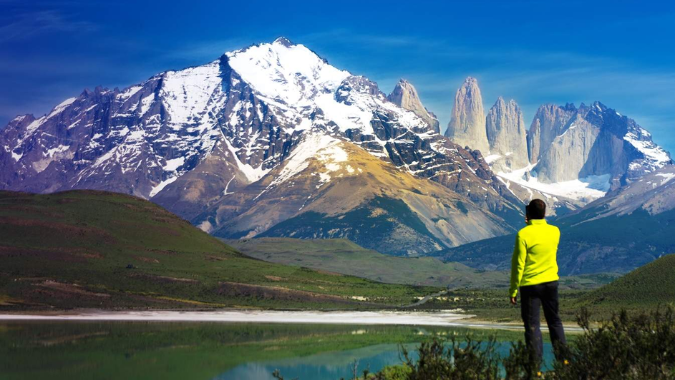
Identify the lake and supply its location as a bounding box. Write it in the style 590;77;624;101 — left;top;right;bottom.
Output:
0;321;555;380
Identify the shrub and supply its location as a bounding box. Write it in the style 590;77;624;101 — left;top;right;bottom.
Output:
551;306;675;379
398;335;501;379
273;306;675;379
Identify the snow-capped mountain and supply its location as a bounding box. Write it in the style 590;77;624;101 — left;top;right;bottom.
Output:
563;165;675;222
443;78;672;210
528;102;671;186
0;37;523;255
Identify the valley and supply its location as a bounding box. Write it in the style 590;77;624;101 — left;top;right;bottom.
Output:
3;4;675;379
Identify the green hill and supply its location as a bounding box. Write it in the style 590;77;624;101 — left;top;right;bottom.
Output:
431;208;675;276
228;238;617;291
0;191;436;310
578;253;675;310
227;237;509;288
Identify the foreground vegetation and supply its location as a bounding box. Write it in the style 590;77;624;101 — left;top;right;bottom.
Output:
274;306;675;379
0;190;436;310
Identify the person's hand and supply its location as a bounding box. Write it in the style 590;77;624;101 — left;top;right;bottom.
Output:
510;297;517;305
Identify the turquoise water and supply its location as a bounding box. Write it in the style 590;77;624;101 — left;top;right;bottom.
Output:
217;341;553;380
0;321;553;380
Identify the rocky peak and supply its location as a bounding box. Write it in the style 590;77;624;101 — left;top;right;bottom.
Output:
387;79;440;133
485;97;529;172
273;37;294;47
334;76;385;105
444;77;489;154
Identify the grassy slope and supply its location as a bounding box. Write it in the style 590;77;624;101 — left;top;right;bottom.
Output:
0;190;437;310
577;253;675;311
226;237;509;288
225;237;625;322
459;254;675;322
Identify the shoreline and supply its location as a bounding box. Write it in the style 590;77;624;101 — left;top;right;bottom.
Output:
0;309;583;332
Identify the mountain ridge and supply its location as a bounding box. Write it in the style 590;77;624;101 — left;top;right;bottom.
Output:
0;38;523;256
440;77;671;210
1;37;671;258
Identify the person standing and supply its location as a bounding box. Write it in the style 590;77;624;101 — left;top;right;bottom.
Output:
509;199;567;360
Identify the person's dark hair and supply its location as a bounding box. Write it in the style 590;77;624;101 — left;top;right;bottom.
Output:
526;199;546;220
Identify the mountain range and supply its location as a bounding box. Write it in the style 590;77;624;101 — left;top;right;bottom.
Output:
445;77;672;211
434;165;675;274
0;37;671;262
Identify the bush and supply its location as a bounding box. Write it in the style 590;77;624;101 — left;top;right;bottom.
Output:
273;306;675;379
399;336;500;379
552;306;675;379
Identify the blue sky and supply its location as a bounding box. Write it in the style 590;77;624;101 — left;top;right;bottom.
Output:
1;0;674;152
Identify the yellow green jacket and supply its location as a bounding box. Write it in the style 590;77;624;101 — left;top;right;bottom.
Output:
509;219;560;298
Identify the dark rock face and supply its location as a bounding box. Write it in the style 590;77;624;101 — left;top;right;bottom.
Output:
527;103;577;165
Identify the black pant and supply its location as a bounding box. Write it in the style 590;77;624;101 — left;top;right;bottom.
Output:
520;280;567;360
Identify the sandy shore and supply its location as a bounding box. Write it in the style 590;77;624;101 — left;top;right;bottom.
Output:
0;310;582;331
0;309;469;325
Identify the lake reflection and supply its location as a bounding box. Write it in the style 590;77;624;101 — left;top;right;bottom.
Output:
0;321;552;380
218;343;405;380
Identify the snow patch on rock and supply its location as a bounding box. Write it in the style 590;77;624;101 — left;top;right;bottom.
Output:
498;164;610;201
150;176;178;197
624;128;671;169
163;157;185;172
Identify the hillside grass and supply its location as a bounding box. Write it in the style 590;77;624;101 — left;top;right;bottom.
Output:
575;253;675;315
226;237;626;322
0;190;438;311
226;237;509;288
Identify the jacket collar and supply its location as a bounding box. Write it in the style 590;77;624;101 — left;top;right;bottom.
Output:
528;219;547;226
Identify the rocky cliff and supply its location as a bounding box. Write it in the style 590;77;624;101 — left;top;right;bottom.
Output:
387;79;440;133
444;77;489;154
442;77;671;208
531;102;671;189
485;97;529;172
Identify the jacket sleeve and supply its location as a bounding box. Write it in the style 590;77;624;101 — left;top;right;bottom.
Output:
509;232;527;298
